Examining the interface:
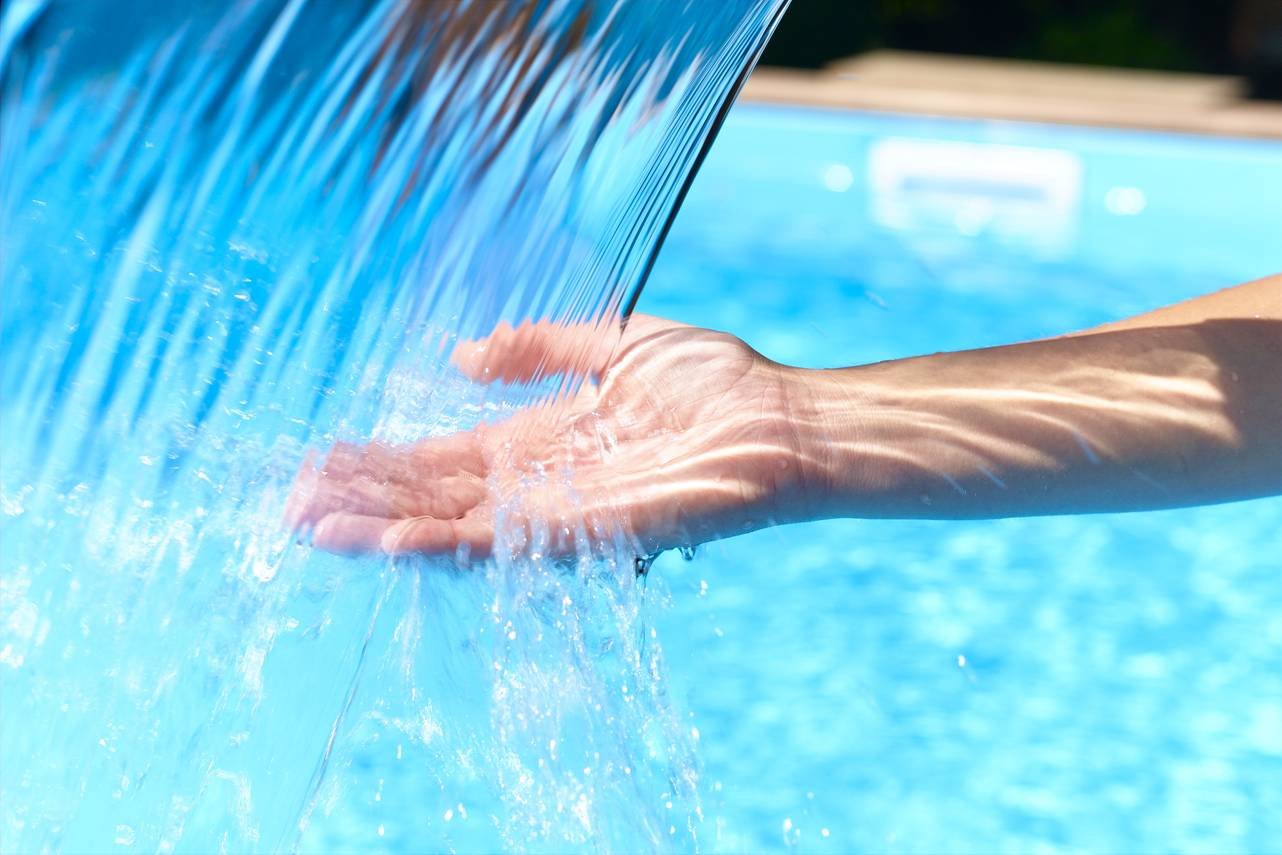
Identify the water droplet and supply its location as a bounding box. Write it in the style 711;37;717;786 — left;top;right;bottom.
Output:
634;551;661;576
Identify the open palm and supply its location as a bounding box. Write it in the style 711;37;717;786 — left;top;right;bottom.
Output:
286;314;814;560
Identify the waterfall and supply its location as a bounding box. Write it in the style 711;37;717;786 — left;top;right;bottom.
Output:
0;0;787;850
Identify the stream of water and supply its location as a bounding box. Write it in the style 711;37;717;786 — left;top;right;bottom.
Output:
0;1;787;850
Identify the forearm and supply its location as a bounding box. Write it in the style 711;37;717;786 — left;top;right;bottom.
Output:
789;277;1282;520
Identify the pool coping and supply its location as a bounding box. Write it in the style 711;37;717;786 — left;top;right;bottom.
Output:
742;51;1282;140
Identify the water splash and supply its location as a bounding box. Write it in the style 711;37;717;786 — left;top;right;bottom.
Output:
0;1;786;850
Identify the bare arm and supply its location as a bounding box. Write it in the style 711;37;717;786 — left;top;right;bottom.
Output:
290;276;1282;558
791;275;1282;520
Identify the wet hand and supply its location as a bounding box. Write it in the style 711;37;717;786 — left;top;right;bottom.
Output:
285;315;818;560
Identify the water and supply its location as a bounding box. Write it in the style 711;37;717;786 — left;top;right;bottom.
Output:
6;3;1280;849
637;106;1282;851
0;2;787;851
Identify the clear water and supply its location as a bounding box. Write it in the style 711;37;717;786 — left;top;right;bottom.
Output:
288;106;1282;853
632;106;1282;852
0;2;788;851
4;2;1281;850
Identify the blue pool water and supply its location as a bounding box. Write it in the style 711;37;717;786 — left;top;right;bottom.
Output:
629;105;1282;852
304;106;1282;852
2;3;791;850
5;17;1281;845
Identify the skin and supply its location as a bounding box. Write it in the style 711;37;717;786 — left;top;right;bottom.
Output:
286;274;1282;561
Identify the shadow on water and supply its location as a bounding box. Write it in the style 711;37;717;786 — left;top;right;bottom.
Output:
0;1;788;850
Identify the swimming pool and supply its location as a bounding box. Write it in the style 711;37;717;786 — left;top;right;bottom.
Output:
634;105;1282;853
314;104;1282;851
5;60;1280;848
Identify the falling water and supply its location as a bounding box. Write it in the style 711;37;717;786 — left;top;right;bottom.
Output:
0;1;787;851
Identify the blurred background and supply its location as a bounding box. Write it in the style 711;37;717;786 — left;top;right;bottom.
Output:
761;0;1282;99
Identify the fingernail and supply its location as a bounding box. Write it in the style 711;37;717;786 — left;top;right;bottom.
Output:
380;521;408;554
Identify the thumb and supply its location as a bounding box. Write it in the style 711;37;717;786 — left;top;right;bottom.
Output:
451;318;623;384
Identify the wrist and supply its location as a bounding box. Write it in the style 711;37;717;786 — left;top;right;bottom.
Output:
780;362;926;521
779;365;867;521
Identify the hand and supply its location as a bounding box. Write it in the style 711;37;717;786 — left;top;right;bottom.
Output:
285;315;817;560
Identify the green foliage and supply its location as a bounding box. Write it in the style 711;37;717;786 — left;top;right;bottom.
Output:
1032;7;1195;69
761;0;1234;73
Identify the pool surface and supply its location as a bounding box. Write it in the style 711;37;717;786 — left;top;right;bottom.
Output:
326;104;1282;851
6;78;1281;851
632;105;1282;852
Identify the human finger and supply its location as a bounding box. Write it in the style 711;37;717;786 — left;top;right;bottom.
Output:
451;318;622;384
380;514;494;559
283;451;321;529
287;462;397;527
408;430;488;478
311;512;396;556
